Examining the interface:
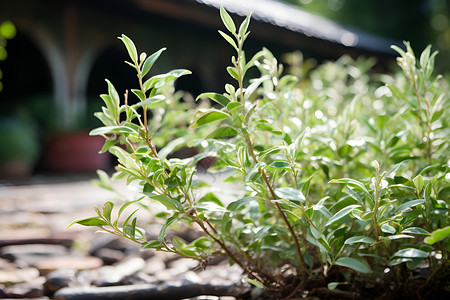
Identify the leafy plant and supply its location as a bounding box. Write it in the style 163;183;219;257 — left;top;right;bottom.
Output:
69;8;449;298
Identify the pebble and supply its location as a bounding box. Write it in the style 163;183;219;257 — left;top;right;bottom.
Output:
1;176;246;299
1;244;69;268
142;256;167;275
35;255;103;275
79;256;146;287
2;277;45;298
0;267;40;285
43;268;77;294
94;247;124;265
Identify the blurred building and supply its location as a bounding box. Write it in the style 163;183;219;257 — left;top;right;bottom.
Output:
0;0;397;176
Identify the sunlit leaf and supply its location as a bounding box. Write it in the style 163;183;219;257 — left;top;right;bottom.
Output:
191;109;230;128
118;34;138;65
424;226;450;245
392;248;429;258
67;217;108;228
401;227;430;235
325;205;360;227
395;199;425;213
144;193;183;212
220;6;236;34
218;30;238;51
329;178;373;205
274;187;306;203
197;92;231;107
344;236;376;245
142;47;166;77
328;282;339;290
381;223;396;234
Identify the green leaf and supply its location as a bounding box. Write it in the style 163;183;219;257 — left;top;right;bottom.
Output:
206;126;237;139
93;170;114;191
244;76;269;100
392;248;429;258
226;102;242;113
117;199;141;219
227;197;258;211
99;139;118;154
102;202;114;222
401;227;430;235
325;205;360;227
344;236;376;245
131;89;146;102
274;187;306;203
89;125;137;136
131;95;165;110
197;92;231;107
412;175;424;194
227;66;239;80
328;282;339;290
344;186;364;206
118;34;138;65
335;257;371;274
67;217;108;229
158;214;179;243
105;79;120;117
142;47;166;77
395;199;425;213
191;109;230;128
220;7;236;34
145;193;183;212
360;211;373;221
381;223;396;234
268;161;291;169
124;217;137;239
245;278;264;289
122;208;139;230
384;234;414;240
238;12;252;37
419;45;431;70
255;122;283;135
143;240;161;249
424;226;450;245
329;178;374;205
218;30;238;51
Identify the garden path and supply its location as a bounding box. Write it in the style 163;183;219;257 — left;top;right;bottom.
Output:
0;172;245;299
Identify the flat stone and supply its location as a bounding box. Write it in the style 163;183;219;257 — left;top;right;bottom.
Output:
95;248;124;265
2;277;45;298
142;256;166;275
35;255;103;275
1;244;69;266
78;256;145;287
0;267;40;285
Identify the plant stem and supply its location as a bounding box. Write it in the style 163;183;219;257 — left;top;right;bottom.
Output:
234;39;310;275
411;76;433;165
195;217;272;285
138;71;159;158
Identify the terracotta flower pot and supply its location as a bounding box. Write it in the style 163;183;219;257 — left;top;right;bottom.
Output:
43;132;110;173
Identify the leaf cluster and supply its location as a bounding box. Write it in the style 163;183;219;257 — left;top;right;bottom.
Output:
69;8;449;297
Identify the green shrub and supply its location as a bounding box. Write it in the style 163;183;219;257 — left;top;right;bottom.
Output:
70;8;449;298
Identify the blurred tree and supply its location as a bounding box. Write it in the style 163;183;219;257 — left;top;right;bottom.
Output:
0;20;16;92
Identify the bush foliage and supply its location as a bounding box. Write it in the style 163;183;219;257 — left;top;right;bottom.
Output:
70;8;449;298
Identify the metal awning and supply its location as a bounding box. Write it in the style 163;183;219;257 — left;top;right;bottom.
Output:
196;0;399;55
